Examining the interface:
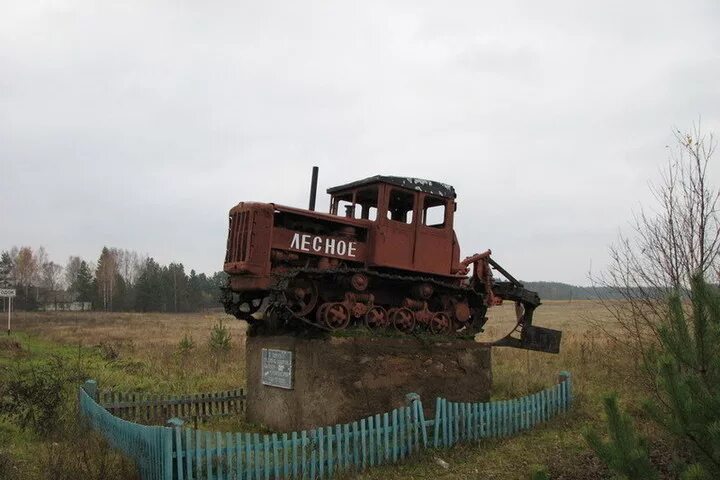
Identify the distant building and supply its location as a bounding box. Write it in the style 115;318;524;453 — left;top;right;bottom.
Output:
40;301;92;312
39;290;92;311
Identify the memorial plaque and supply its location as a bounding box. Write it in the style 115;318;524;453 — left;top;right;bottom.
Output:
261;349;293;389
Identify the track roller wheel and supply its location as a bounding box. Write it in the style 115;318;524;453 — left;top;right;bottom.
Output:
322;302;350;330
429;312;451;334
287;279;318;317
316;302;330;324
390;307;416;333
364;306;387;329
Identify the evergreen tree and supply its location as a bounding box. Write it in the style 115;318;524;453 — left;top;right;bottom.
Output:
209;271;229;305
587;276;720;478
0;251;12;287
197;272;213;309
645;277;720;476
187;269;203;312
162;263;188;312
209;319;231;368
134;258;163;312
210;271;228;290
72;261;94;304
584;395;657;479
111;274;128;311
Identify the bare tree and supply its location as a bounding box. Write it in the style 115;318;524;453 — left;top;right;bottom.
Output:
12;246;38;296
593;124;720;371
65;256;83;293
41;261;63;307
114;248;140;285
32;246;49;301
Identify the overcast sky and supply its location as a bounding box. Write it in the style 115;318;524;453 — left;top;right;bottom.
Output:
1;0;719;285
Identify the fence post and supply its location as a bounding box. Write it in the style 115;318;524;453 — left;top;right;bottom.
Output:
432;397;441;448
163;427;174;480
166;419;185;480
405;393;425;448
83;379;98;403
558;371;572;408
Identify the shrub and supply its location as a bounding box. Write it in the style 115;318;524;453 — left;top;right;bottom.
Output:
41;420;140;480
97;342;119;361
0;357;70;435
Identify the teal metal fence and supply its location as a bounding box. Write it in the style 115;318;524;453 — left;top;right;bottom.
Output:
79;382;172;480
79;372;572;479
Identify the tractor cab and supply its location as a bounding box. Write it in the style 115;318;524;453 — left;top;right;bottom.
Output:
327;176;460;276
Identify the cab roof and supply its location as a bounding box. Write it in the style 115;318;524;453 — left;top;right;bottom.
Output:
327;175;456;199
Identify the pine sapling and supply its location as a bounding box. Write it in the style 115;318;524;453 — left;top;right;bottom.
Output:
209;319;231;368
584;394;658;480
175;333;196;378
644;277;720;476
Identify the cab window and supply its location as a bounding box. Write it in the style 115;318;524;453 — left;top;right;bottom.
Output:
422;195;446;228
356;187;378;220
331;186;379;220
332;193;359;218
387;189;415;224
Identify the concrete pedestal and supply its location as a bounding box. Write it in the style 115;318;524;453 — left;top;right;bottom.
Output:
245;334;492;431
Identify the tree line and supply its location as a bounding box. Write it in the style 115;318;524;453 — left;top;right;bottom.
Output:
520;281;666;301
0;246;227;312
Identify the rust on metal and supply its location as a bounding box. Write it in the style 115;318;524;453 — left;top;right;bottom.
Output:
221;171;562;354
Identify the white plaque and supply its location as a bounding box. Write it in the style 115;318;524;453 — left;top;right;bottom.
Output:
261;349;293;389
0;288;15;298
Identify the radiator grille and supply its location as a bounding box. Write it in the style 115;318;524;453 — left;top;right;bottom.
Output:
225;211;251;263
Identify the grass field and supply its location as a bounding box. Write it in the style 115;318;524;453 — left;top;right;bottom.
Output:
0;301;678;479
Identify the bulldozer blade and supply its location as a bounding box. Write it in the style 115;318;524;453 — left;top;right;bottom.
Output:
520;325;562;353
493;325;562;353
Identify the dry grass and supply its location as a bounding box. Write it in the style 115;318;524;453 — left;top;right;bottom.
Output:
483;300;634;399
13;310;246;351
355;301;673;479
12;310;247;393
4;301;670;479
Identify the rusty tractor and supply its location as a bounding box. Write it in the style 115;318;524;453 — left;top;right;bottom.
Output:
221;168;561;353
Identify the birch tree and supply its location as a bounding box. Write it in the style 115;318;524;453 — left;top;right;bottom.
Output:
64;256;82;294
12;247;38;297
95;247;119;311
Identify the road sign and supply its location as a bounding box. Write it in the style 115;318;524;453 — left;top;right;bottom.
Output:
2;289;14;335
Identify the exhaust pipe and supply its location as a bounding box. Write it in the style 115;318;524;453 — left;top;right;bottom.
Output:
308;166;319;211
